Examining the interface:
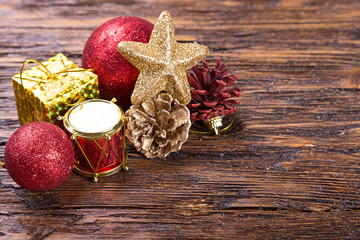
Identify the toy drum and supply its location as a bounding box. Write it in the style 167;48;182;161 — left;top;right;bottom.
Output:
59;98;127;182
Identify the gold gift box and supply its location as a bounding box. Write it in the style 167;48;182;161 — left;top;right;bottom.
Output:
12;53;99;126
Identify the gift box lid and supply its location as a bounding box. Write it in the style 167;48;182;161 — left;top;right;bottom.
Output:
12;53;97;103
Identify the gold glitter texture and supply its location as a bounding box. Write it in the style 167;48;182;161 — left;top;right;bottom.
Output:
117;11;209;105
12;53;99;126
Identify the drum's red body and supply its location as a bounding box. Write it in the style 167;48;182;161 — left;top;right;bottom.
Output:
74;130;125;173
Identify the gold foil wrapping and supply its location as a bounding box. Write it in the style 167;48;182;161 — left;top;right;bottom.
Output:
11;53;99;126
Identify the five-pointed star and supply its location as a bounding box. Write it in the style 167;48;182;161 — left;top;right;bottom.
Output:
117;11;209;105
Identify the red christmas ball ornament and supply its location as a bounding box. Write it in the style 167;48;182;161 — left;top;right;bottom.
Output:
4;122;74;192
82;16;154;110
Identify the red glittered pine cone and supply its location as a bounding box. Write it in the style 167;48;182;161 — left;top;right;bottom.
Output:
187;58;241;123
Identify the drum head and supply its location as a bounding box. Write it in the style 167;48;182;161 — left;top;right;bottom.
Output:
63;99;124;138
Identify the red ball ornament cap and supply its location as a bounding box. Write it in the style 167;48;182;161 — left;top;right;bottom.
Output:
4;122;74;192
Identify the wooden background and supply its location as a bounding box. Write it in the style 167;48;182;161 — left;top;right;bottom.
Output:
1;0;360;239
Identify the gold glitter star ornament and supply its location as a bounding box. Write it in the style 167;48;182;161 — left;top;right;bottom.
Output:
117;11;209;105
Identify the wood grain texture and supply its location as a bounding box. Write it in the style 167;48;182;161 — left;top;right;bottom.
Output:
1;0;360;239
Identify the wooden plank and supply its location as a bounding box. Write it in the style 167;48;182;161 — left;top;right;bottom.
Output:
1;0;360;239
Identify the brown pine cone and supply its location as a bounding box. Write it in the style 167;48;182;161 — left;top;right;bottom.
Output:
125;93;191;158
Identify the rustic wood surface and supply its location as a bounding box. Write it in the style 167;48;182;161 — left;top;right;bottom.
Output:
1;0;360;239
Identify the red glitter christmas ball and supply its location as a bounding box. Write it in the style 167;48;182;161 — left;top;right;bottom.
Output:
82;16;154;110
4;122;74;192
